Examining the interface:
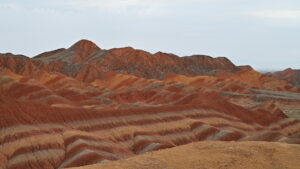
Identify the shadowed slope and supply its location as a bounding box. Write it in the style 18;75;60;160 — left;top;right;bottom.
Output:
34;48;66;59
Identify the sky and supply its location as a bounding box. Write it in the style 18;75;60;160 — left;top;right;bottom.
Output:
1;0;300;70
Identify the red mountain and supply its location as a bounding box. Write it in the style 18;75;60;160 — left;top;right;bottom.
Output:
30;39;240;81
269;68;300;86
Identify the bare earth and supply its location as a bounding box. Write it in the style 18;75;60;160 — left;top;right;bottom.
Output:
67;141;300;169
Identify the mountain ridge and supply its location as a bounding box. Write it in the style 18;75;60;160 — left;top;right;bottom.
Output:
3;39;243;81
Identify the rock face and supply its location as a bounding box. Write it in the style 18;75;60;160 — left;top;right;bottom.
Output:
0;39;300;169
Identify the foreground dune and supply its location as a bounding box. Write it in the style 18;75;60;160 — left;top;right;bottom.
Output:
67;141;300;169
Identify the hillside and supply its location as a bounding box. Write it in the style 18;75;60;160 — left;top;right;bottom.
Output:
269;68;300;86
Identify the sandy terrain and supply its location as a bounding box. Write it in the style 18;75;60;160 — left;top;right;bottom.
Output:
67;141;300;169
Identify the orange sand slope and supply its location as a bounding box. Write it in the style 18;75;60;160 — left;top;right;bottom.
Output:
67;141;300;169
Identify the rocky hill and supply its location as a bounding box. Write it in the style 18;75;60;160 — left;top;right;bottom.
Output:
32;39;240;81
268;68;300;86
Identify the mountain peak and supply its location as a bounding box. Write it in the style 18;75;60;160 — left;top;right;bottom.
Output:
69;39;101;51
68;39;101;62
283;68;294;72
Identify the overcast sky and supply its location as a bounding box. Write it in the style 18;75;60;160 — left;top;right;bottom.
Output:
1;0;300;70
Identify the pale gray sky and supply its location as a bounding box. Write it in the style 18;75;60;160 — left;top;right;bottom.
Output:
1;0;300;70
